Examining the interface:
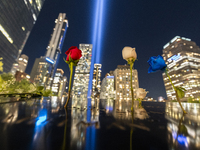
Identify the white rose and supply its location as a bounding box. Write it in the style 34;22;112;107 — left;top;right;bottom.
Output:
136;88;148;99
122;46;137;61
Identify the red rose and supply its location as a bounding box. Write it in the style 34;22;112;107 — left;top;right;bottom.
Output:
65;46;82;61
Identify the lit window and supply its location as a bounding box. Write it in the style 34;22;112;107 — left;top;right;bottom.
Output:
32;14;37;21
23;59;28;63
22;27;25;31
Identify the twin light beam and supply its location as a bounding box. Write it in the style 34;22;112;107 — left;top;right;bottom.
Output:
87;0;105;99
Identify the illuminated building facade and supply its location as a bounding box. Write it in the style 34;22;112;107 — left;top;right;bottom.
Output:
72;44;92;108
30;56;49;86
11;54;29;75
58;76;67;97
30;13;68;87
0;0;45;73
162;36;200;101
92;63;102;96
52;69;65;96
100;74;116;99
113;65;139;101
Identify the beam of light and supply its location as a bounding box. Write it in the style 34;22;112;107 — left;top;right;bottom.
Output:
87;0;105;100
87;0;100;100
96;0;104;63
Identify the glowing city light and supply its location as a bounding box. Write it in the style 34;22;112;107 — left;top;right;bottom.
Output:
106;76;114;79
167;54;181;62
45;57;54;64
172;132;188;146
36;109;47;126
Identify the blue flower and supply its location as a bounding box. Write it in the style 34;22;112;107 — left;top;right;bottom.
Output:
147;55;167;73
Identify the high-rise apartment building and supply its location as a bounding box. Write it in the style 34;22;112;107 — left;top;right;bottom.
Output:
92;63;102;96
72;44;92;108
30;13;68;87
162;36;200;101
0;0;45;72
113;65;139;101
100;74;116;99
11;54;29;74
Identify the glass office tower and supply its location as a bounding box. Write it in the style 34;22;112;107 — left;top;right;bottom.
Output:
162;36;200;101
0;0;45;73
72;44;92;108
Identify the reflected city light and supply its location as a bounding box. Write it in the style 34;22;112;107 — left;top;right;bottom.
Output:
36;109;47;126
172;131;188;147
36;116;47;126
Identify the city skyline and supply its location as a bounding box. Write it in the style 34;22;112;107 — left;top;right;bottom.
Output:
21;0;200;99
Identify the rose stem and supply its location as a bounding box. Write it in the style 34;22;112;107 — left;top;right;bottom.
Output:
64;62;73;108
130;60;135;111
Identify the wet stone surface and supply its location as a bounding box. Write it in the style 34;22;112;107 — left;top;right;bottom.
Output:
0;97;199;150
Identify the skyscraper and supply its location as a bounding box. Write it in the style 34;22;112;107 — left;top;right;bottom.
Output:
52;68;65;96
30;13;68;87
45;13;68;77
0;0;45;72
162;36;200;101
113;65;139;101
72;44;92;108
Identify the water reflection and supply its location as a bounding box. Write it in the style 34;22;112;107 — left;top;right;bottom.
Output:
166;102;200;149
100;99;143;120
1;97;189;150
70;97;100;150
0;96;64;150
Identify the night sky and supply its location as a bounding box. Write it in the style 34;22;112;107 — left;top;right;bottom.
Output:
23;0;200;99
